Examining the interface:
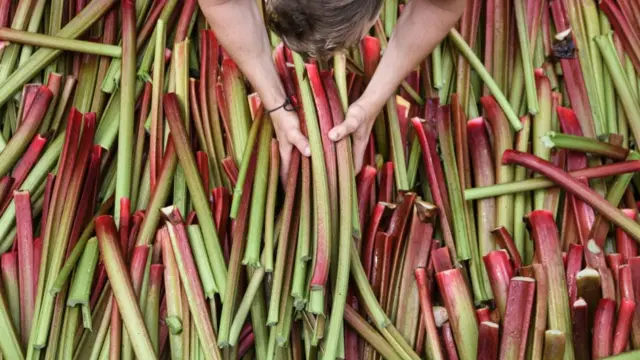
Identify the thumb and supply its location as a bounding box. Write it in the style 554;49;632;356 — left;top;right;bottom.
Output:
328;111;362;142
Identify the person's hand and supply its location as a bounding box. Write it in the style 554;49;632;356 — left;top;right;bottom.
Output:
328;100;376;173
270;108;310;180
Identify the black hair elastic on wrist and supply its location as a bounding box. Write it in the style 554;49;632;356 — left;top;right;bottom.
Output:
266;98;296;114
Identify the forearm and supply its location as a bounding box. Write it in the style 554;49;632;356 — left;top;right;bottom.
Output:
198;0;286;109
360;0;465;110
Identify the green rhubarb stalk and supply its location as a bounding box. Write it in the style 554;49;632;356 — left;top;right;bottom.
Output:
542;132;629;160
230;113;264;218
164;93;228;297
386;97;409;191
448;29;522;131
173;40;190;216
149;19;166;192
581;0;605;133
595;33;640;145
0;0;36;84
95;216;156;359
267;150;300;324
144;265;163;353
73;54;100;113
0;0;120;107
165;210;222;360
384;0;397;37
533;71;552;210
321;71;353;360
438;106;472;261
17;0;48;66
229;264;265;346
264;140;279;272
51;199;113;293
186;225;218;298
432;44;443;89
115;0;137;223
293;52;332;290
243;119;272;266
0;276;24;359
67;237;99;306
222;58;252;164
513;115;531;256
0;28;122;57
514;0;539;115
601;14;618;135
161;227;184;360
1;252;20;334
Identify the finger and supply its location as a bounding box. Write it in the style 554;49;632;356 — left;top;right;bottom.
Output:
328;114;361;142
287;129;311;157
352;135;368;174
279;143;292;183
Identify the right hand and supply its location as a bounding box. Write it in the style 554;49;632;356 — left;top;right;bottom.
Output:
270;108;310;180
328;100;376;174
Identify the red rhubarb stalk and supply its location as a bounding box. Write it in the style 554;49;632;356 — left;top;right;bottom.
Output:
592;298;616;358
436;268;478;359
415;268;445;360
0;86;53;178
469;118;496;261
14;191;34;345
566;244;584;307
613;298;635;355
528;210;574;359
164;208;222;360
2;134;48;210
432;247;454;273
362;202;394;279
491;227;522;269
411;117;456;259
442;322;460;360
483;250;515;318
498;277;535;360
378;162;394;203
502;150;640;241
617;209;639;263
356;166;377;237
477;321;500;360
572;298;590;360
480;96;514;234
395;202;434;344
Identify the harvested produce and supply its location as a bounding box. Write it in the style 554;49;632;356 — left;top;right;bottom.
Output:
0;0;640;359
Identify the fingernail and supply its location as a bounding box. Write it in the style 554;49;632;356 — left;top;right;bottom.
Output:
303;146;311;156
328;131;338;141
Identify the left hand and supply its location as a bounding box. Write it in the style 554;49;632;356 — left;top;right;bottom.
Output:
328;99;377;174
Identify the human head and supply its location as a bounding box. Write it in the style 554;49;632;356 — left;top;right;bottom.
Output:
267;0;383;59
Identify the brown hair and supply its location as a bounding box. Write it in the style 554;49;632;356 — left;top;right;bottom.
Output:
267;0;382;59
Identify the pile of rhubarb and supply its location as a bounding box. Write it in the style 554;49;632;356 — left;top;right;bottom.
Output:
1;0;640;359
